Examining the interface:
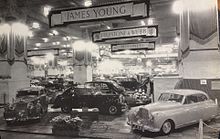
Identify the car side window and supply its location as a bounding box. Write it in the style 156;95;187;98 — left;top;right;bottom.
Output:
184;95;198;104
100;83;109;90
197;94;208;102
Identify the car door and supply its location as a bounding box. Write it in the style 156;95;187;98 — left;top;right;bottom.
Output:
180;95;200;125
197;94;218;120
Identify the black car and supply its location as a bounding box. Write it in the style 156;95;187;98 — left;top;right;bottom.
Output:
52;85;127;115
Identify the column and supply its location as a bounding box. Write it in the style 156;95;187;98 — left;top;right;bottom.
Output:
72;40;93;84
0;22;30;103
176;0;220;99
178;0;220;78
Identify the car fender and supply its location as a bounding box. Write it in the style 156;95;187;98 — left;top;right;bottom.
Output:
152;111;176;130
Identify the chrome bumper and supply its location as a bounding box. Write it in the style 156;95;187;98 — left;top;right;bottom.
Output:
127;121;160;132
5;116;40;122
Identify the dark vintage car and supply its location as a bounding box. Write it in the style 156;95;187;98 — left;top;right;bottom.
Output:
4;87;48;124
86;80;151;106
52;85;127;115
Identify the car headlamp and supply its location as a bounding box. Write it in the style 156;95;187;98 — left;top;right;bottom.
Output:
27;102;34;109
8;104;15;110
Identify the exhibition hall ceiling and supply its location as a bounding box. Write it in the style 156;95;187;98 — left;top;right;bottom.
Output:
0;0;178;56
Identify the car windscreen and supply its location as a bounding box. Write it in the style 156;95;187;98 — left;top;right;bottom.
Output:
17;91;38;97
158;93;183;103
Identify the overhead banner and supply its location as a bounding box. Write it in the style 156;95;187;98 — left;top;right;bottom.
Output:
27;49;59;57
92;25;158;42
0;34;8;58
111;42;155;52
49;0;149;27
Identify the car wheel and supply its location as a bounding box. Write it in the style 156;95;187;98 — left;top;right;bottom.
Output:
61;106;72;113
161;120;174;135
108;105;118;115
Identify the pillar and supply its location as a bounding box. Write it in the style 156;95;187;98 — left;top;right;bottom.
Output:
176;0;220;99
0;23;30;103
72;40;93;84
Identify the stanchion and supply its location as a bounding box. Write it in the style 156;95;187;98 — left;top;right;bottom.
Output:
198;119;203;139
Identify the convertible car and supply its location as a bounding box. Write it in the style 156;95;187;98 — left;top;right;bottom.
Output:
127;89;218;135
4;87;48;124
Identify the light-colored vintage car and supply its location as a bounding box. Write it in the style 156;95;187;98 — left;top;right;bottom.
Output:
127;89;218;135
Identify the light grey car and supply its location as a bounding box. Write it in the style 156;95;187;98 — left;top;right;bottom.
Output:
127;89;218;135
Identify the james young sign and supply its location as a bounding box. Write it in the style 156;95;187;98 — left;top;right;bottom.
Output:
92;25;158;42
49;0;149;27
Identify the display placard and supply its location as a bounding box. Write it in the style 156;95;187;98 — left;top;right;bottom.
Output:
111;42;155;52
49;0;149;27
27;49;59;57
92;25;158;42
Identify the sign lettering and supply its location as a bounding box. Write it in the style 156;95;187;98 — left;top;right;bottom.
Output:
92;25;158;42
49;0;149;27
111;42;155;52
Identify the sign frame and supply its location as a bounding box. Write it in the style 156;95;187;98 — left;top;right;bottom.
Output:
27;48;59;57
111;42;155;52
48;0;150;27
92;25;158;43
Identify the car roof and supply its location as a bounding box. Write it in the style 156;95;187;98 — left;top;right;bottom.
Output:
18;87;44;92
164;89;207;96
86;80;113;83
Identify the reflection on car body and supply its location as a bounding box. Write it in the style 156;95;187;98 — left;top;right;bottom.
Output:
127;89;218;135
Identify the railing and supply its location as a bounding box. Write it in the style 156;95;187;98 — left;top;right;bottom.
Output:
198;119;220;139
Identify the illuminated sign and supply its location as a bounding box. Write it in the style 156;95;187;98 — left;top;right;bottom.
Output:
111;42;155;52
49;0;149;27
92;25;158;42
27;49;59;57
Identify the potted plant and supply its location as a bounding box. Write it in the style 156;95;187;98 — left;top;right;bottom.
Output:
50;114;83;136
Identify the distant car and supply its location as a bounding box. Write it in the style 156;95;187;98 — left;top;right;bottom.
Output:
127;89;218;135
113;77;141;91
52;86;127;115
88;80;151;106
4;87;48;124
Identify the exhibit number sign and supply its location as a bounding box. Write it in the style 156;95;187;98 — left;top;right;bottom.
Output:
92;25;158;42
111;42;155;52
49;0;149;27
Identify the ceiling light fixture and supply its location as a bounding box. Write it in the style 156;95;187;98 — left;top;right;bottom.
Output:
147;18;154;25
106;26;111;29
52;30;59;35
42;38;49;42
175;37;180;42
84;0;92;7
141;20;145;26
35;43;41;47
52;42;56;45
56;41;60;45
43;5;52;17
32;22;40;29
172;0;183;14
48;32;53;36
